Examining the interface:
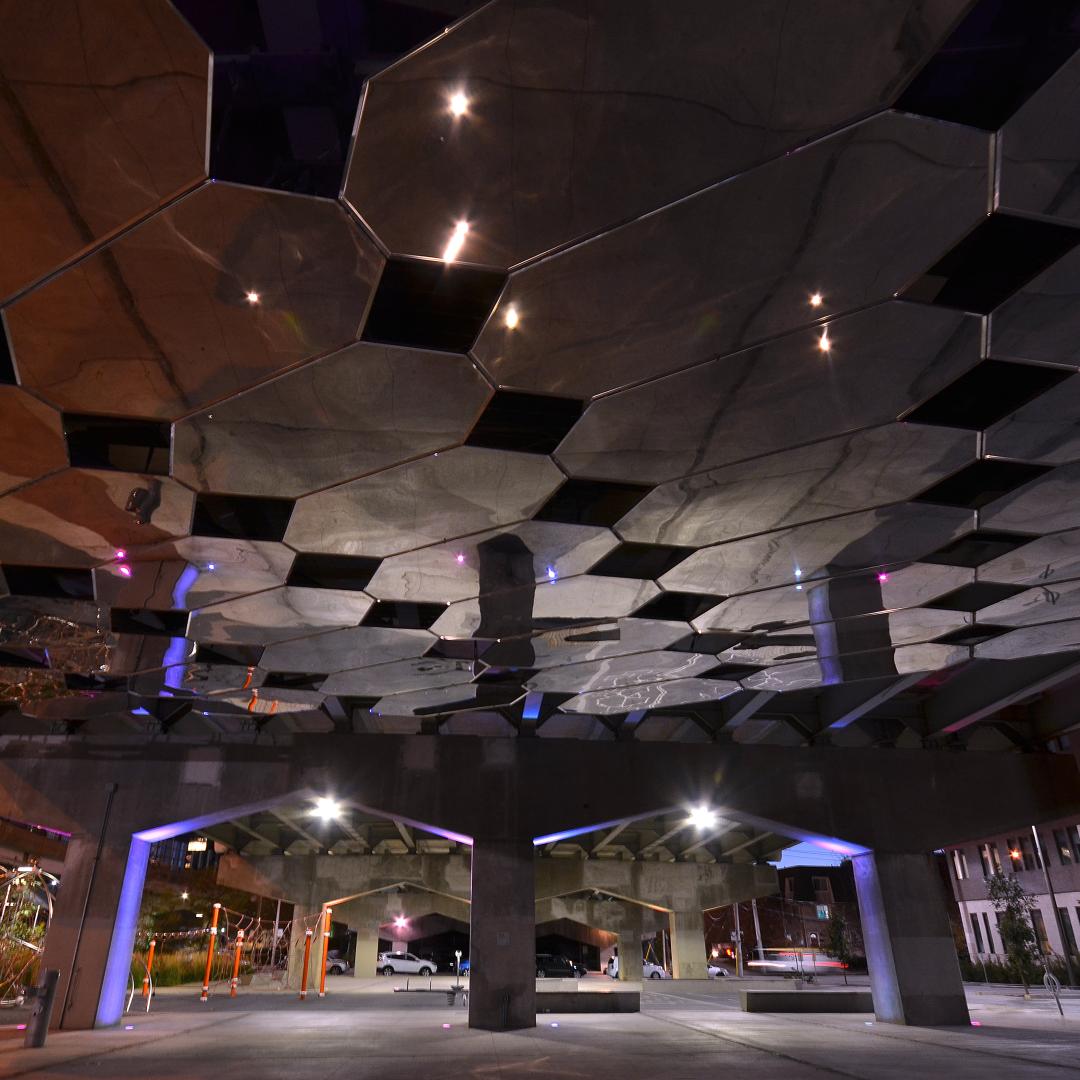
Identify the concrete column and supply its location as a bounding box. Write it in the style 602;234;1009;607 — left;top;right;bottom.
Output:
669;909;707;979
334;897;387;977
853;851;969;1026
617;931;643;982
469;838;535;1031
287;905;320;990
41;831;145;1030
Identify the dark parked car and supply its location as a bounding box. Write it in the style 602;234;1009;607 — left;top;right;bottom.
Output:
536;954;580;978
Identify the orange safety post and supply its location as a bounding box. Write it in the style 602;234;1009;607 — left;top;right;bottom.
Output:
142;938;157;997
200;903;222;1002
299;928;313;1000
318;907;332;998
230;928;245;998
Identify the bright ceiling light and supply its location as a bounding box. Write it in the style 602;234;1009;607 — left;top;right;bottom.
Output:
817;328;831;353
313;796;342;821
245;290;260;305
687;805;717;829
394;915;408;929
809;292;823;307
504;304;519;330
443;221;469;263
448;90;469;117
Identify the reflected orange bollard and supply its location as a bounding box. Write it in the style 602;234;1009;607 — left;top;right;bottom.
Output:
299;928;313;1000
142;938;156;997
319;907;332;999
230;928;245;997
200;903;222;1002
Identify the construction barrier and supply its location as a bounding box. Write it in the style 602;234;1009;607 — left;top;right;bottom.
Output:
142;938;156;997
200;903;221;1002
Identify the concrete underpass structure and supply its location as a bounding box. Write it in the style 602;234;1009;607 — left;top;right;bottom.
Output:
2;734;1078;1032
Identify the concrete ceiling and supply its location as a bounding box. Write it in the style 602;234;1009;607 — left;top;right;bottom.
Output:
5;2;1080;754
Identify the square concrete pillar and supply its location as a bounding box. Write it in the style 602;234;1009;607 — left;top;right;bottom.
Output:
287;906;323;990
617;931;643;982
853;851;969;1026
469;838;535;1030
669;909;708;979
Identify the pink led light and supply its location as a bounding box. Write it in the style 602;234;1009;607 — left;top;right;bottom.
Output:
442;1023;451;1029
114;549;127;560
877;572;889;583
118;564;133;578
455;553;466;564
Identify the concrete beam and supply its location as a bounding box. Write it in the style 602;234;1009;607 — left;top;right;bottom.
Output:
822;674;924;730
924;656;1080;735
722;690;777;729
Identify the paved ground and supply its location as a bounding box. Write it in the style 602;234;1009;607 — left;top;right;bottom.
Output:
2;975;1080;1078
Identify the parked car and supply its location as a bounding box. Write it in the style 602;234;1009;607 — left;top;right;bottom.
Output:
325;951;351;976
536;953;580;978
606;956;669;979
707;963;729;978
378;951;436;976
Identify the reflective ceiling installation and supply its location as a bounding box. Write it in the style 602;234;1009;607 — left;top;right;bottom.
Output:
4;0;1080;751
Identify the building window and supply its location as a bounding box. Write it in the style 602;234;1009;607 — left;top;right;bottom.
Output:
951;849;969;880
1011;836;1040;872
979;842;1003;877
1053;829;1075;865
1007;839;1023;871
1059;908;1078;957
982;912;995;954
811;876;834;904
970;913;984;954
1032;909;1051;955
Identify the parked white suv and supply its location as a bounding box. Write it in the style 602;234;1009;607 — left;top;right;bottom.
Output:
606;956;670;979
378;951;436;976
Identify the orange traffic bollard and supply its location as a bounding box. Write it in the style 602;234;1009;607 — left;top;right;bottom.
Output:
200;903;222;1002
142;938;156;997
230;928;245;998
318;907;332;999
299;928;313;1000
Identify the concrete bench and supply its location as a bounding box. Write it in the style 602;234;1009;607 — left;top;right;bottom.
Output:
536;991;640;1014
741;990;873;1013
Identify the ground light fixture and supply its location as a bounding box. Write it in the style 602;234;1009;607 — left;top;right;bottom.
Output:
687;805;717;829
312;796;343;821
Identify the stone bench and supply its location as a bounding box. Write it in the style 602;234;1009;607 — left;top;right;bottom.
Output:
741;990;873;1013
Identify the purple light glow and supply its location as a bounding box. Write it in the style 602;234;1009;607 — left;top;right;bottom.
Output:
118;564;133;578
114;548;127;560
455;553;465;565
877;572;889;583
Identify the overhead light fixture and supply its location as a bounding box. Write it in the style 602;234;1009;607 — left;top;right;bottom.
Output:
877;572;889;583
181;891;190;901
394;915;408;929
809;292;823;308
187;838;207;852
443;221;469;263
817;328;831;353
245;290;260;305
448;90;469;117
687;805;717;829
504;304;519;330
313;796;342;821
117;564;133;578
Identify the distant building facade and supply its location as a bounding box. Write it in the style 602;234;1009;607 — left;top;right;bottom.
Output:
945;818;1080;962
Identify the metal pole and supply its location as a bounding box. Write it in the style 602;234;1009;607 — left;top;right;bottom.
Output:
269;898;282;974
299;929;313;1000
733;903;743;977
230;929;244;997
751;898;765;962
142;939;156;997
1031;825;1076;987
60;782;117;1028
24;969;59;1049
200;903;221;1001
319;907;332;998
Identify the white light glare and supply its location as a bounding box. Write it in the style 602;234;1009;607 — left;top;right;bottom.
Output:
687;805;717;829
809;292;823;308
818;328;831;353
245;290;260;305
394;915;409;929
443;221;469;263
504;304;519;330
313;796;343;821
449;91;469;117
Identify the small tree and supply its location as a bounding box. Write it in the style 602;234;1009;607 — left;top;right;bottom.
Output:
824;910;854;986
986;874;1042;992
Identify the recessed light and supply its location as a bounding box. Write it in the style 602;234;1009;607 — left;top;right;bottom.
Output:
442;221;469;263
245;290;260;305
809;292;823;307
817;328;831;353
449;91;469;117
504;304;519;330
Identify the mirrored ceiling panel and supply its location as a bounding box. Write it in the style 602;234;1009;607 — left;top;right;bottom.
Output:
981;461;1080;535
986;375;1080;465
559;676;740;715
173;344;492;498
526;650;718;695
259;626;434;674
0;389;67;496
978;527;1080;587
556;304;981;485
366;522;619;604
473;113;987;398
0;470;194;567
7;182;382;419
661;504;975;597
320;657;475;698
345;0;965;267
286;447;564;557
0;0;208;300
616;424;976;547
187;587;373;645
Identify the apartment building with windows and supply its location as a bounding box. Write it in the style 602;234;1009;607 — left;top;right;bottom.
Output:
945;819;1080;962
